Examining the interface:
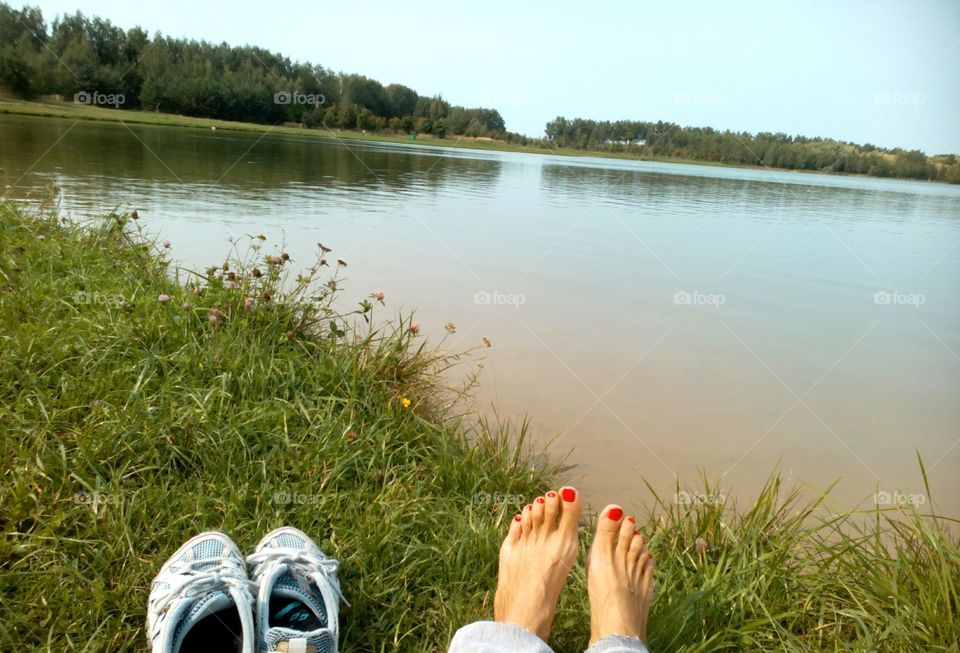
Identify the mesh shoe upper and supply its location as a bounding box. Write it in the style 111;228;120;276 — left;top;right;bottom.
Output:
247;527;347;653
146;531;256;653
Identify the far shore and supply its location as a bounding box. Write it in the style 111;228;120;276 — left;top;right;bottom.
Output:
0;97;914;182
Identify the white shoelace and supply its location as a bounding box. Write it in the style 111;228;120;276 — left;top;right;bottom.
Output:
150;556;257;636
247;548;350;607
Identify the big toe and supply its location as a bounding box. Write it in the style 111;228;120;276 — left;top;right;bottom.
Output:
558;486;582;536
593;504;625;553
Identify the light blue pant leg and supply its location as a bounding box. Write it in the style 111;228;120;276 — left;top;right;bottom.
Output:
448;622;651;653
585;634;650;653
448;622;553;653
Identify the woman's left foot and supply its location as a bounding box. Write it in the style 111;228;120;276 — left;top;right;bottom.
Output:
493;487;582;641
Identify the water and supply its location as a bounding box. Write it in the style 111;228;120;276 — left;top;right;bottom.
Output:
3;114;958;515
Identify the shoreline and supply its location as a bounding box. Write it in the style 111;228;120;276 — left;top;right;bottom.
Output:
1;98;936;184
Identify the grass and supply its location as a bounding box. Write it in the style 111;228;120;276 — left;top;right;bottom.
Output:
1;200;958;652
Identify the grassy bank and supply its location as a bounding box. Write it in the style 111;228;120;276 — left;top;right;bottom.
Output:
0;201;958;652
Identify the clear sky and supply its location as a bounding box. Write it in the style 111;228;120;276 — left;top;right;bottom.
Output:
23;0;960;154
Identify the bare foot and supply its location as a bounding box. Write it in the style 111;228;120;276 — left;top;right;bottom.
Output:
587;505;655;645
494;487;582;641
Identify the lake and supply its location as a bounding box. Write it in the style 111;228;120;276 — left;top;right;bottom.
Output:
3;114;958;516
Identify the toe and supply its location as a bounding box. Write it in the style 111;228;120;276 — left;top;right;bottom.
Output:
558;486;582;536
627;530;644;566
641;552;655;597
543;490;560;529
531;496;546;530
594;504;624;553
629;537;649;578
520;504;534;535
617;516;636;557
505;514;522;546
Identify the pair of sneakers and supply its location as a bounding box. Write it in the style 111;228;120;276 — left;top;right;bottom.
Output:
146;527;347;653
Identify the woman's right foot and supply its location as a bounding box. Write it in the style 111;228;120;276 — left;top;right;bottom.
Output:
587;505;655;645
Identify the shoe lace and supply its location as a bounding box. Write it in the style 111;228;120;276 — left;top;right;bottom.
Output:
247;548;350;608
150;556;257;628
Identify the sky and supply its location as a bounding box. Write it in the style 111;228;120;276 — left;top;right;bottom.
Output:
23;0;960;154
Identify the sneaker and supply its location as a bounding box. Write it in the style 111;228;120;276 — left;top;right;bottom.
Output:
247;527;348;653
146;531;257;653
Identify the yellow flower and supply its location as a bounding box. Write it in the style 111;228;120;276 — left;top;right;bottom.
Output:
400;397;411;408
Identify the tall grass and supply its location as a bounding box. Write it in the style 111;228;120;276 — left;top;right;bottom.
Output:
0;201;957;652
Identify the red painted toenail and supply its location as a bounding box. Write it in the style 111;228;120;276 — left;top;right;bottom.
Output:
526;504;533;511
536;497;545;504
627;516;635;523
561;488;576;502
514;515;522;522
547;491;557;498
609;507;624;521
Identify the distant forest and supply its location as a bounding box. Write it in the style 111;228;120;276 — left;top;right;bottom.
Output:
1;2;957;183
544;117;960;183
0;3;506;137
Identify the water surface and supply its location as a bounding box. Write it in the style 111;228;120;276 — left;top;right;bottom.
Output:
3;114;958;515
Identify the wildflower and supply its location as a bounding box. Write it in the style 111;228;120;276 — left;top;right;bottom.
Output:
336;258;347;267
319;258;328;267
410;323;420;335
215;272;224;281
208;308;220;323
695;537;708;555
262;291;272;302
157;294;171;303
400;397;411;408
444;322;456;334
131;210;139;219
206;266;217;276
162;240;171;249
226;281;237;290
318;242;331;253
281;252;290;262
285;330;295;341
244;297;255;310
192;288;204;297
37;234;46;241
256;233;266;241
222;262;229;272
181;302;192;310
227;272;237;282
482;336;491;348
374;290;385;301
252;267;262;278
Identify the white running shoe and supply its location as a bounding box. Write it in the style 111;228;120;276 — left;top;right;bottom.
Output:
146;531;257;653
247;527;348;653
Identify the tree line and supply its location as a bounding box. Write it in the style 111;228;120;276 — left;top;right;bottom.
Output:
0;3;506;137
543;117;960;183
1;2;956;182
